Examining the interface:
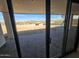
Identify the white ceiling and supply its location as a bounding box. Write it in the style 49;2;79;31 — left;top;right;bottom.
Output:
0;0;79;14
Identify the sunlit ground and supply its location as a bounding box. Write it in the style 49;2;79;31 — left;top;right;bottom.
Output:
0;23;64;57
1;23;62;34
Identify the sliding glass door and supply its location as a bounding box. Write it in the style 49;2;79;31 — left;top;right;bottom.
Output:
66;2;79;53
12;0;46;58
50;0;67;57
1;0;79;58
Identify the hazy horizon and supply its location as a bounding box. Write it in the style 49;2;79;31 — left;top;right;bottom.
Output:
0;12;64;22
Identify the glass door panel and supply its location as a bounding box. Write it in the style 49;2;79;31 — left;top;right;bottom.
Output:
50;0;67;57
66;3;79;52
12;0;46;58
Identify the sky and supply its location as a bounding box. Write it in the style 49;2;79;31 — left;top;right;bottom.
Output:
0;12;64;22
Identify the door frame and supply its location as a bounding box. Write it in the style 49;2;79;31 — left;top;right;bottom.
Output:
62;0;72;56
6;0;22;58
61;0;79;57
46;0;51;58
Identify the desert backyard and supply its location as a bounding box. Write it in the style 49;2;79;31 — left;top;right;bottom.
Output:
1;22;62;34
0;22;64;58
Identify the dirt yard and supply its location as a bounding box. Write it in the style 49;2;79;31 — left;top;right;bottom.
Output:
1;23;61;34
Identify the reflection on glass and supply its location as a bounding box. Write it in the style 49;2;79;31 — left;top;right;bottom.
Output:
66;3;79;52
50;15;65;57
50;0;67;57
0;12;7;34
0;12;18;57
66;15;79;52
